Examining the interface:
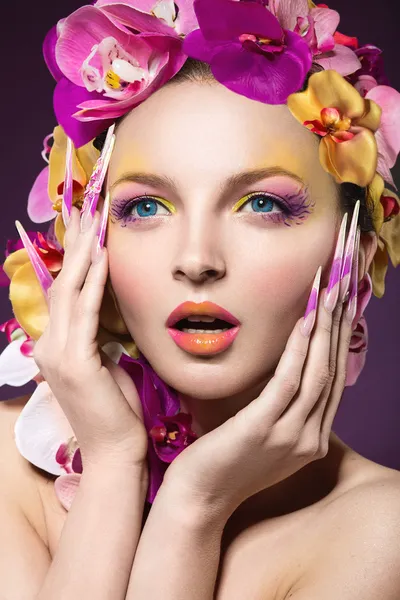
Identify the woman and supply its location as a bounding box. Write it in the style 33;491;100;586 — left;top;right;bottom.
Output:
0;0;400;598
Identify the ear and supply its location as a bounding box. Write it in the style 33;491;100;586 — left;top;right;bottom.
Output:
358;231;378;282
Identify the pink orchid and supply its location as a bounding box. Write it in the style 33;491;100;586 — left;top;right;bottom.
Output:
269;0;361;76
45;4;188;146
95;0;198;37
365;86;400;189
27;166;56;224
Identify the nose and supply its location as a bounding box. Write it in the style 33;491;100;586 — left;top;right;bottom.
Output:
172;213;226;285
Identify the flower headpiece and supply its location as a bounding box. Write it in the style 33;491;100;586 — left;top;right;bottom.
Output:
1;0;400;507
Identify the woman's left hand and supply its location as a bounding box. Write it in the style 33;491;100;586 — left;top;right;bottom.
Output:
163;227;359;522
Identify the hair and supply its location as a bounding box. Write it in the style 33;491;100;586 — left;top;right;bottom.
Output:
94;58;375;234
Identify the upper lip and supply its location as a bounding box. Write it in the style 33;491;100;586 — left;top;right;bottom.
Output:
166;301;241;328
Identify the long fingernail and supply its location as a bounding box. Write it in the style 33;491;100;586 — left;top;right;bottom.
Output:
62;137;74;228
346;227;361;324
301;265;322;338
97;191;110;250
339;200;360;304
14;220;54;305
81;125;115;218
324;212;348;314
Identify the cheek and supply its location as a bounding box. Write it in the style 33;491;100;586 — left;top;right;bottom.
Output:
107;236;163;319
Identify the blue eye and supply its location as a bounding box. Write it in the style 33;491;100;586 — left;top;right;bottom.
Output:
239;194;281;214
131;198;169;218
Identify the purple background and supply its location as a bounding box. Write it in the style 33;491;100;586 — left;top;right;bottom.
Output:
1;1;399;468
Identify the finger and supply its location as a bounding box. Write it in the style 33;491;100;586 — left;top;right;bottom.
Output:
320;228;361;437
283;211;349;425
304;204;361;428
67;239;108;358
47;211;101;345
304;298;344;425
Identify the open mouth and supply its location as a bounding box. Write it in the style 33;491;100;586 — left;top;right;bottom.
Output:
172;318;235;333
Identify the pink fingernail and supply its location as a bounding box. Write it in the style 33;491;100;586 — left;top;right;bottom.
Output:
324;212;348;314
346;227;361;325
81;125;115;219
62;137;74;228
339;200;360;304
97;191;110;250
14;220;54;306
301;266;322;338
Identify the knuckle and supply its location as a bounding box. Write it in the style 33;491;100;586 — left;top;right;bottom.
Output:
315;367;330;388
328;356;337;379
297;436;320;459
319;320;332;336
318;440;329;458
280;374;301;397
332;305;343;327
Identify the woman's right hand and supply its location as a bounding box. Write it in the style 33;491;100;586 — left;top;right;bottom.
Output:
32;204;148;474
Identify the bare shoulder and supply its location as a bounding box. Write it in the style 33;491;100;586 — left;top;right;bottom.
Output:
0;395;50;543
290;462;400;599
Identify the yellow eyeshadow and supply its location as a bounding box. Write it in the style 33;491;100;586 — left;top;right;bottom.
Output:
150;196;177;214
232;193;254;213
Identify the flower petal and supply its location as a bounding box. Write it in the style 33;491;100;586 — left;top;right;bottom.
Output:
193;0;283;41
27;167;56;224
316;44;361;77
43;25;64;82
101;340;131;363
14;382;75;475
56;6;135;86
96;0;198;35
0;338;39;387
117;352;181;503
209;30;311;105
96;0;178;35
366;86;400;168
7;260;50;341
269;0;309;31
54;78;115;147
54;473;82;511
319;127;378;186
369;237;388;298
311;7;339;52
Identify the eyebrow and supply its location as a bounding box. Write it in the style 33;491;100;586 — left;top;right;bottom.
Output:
109;166;305;197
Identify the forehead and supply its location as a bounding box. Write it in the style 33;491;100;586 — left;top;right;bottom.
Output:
109;81;323;189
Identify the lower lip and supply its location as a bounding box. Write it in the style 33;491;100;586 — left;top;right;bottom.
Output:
167;326;240;355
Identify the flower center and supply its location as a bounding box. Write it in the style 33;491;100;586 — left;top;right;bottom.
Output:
320;107;352;133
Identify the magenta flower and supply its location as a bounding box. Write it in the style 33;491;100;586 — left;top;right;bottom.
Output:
183;0;312;105
348;45;390;98
44;4;188;147
149;411;198;462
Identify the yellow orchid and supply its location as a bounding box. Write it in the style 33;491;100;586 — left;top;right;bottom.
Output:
287;69;382;187
366;174;400;298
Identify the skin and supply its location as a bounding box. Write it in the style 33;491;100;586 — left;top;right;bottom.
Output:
103;79;378;514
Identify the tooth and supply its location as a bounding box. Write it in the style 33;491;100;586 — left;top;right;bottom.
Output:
182;328;230;334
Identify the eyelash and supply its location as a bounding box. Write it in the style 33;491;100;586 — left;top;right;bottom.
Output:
110;191;312;227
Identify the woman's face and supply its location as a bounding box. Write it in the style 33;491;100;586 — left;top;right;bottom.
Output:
105;80;341;402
